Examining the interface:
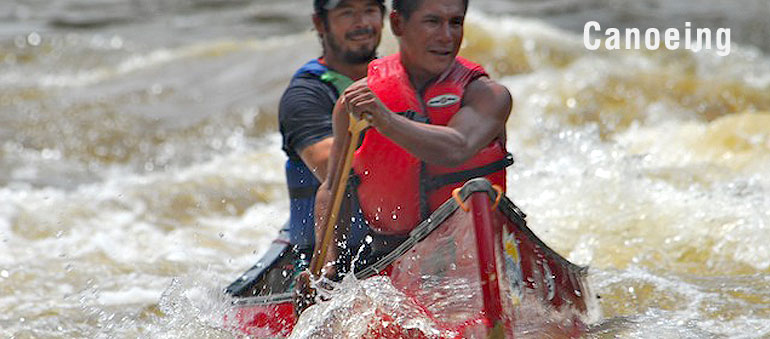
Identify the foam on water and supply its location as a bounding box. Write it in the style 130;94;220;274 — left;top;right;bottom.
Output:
289;275;450;339
468;13;770;337
0;133;288;337
2;5;770;339
0;33;310;88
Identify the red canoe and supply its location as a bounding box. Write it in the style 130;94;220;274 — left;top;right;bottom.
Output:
225;178;591;338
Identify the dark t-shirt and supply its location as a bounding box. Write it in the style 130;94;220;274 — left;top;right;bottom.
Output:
279;75;338;160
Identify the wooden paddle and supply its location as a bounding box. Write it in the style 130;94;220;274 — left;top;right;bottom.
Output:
310;113;370;276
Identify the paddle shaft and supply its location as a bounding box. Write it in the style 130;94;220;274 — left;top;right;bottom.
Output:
310;114;369;276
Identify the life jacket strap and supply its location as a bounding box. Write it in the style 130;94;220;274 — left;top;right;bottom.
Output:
320;69;354;95
422;153;514;192
288;185;319;200
419;162;431;220
397;110;430;124
348;170;362;189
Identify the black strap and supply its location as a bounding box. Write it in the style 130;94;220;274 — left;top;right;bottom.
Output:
419;162;431;220
348;171;362;189
347;172;364;221
422;153;514;192
397;110;430;124
288;185;318;199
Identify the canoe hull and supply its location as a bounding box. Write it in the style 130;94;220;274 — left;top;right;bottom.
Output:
225;179;590;338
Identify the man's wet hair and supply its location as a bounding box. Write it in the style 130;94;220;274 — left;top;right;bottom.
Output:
314;0;386;24
392;0;469;20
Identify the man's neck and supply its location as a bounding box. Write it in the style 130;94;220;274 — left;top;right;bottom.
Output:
399;55;441;94
404;64;446;95
407;69;436;95
323;55;369;81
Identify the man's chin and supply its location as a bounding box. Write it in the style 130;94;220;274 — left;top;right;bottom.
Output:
343;49;377;64
425;58;454;75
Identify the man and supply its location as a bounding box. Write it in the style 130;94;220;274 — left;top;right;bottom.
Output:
279;0;385;262
225;0;385;303
308;0;513;290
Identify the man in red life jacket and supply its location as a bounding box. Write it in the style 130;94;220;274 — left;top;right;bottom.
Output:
297;0;513;309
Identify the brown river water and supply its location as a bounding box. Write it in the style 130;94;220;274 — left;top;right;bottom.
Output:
1;0;770;337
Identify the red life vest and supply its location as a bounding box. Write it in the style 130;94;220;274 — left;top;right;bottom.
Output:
351;54;511;235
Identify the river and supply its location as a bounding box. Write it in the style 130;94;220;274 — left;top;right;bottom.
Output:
1;0;769;337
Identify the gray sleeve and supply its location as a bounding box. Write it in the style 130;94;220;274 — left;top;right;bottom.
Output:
279;78;336;158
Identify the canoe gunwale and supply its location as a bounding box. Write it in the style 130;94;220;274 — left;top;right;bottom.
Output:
229;178;588;308
355;178;586;279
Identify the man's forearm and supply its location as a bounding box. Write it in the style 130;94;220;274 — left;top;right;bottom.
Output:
377;113;475;167
312;183;336;271
311;181;351;277
298;137;333;181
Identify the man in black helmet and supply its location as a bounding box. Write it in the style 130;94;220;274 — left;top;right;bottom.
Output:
226;0;385;300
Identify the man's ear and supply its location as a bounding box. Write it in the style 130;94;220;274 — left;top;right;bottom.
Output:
390;11;404;37
312;14;326;36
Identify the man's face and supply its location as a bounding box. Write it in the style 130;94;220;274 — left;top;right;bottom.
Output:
396;0;465;77
323;0;384;64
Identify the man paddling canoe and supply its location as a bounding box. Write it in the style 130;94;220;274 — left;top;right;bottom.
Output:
300;0;514;310
278;0;385;266
225;0;386;311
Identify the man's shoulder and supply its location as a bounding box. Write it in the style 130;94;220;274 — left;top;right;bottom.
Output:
292;58;326;77
455;56;485;73
463;76;512;112
466;75;500;90
281;74;337;104
284;74;329;93
282;59;332;94
279;76;337;121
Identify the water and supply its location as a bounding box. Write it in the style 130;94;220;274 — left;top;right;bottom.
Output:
1;0;769;337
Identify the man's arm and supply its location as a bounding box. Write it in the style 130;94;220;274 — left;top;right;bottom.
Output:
310;97;351;277
279;78;336;179
344;76;512;167
295;98;349;313
298;137;333;181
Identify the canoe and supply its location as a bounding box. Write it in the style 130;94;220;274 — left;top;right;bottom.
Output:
224;178;591;338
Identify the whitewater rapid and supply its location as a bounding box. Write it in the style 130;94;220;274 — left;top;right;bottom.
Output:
1;2;769;337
